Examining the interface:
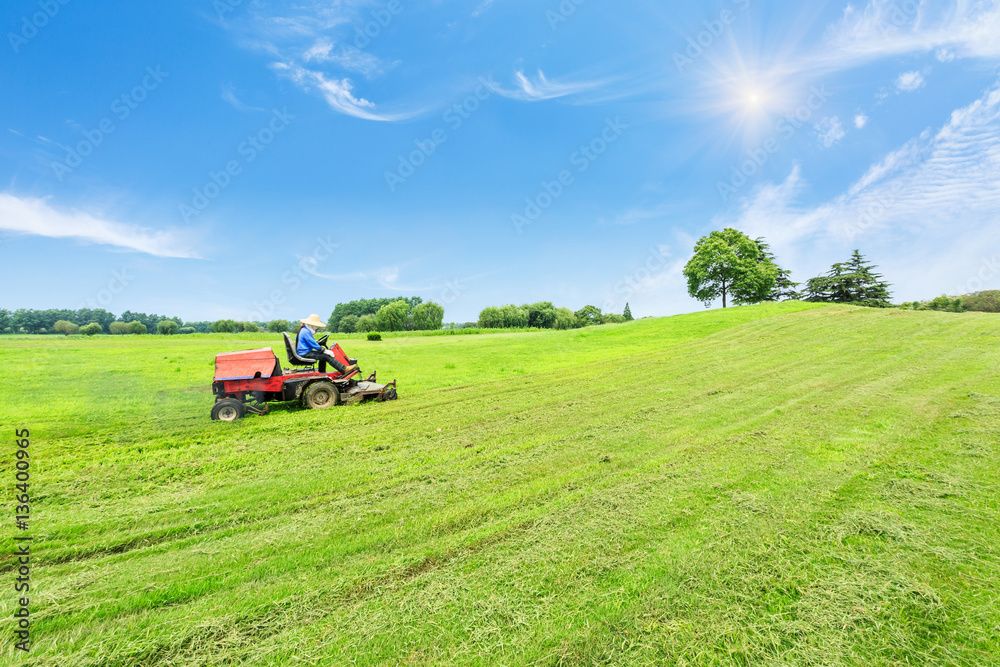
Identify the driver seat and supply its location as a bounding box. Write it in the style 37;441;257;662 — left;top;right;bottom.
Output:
282;333;319;371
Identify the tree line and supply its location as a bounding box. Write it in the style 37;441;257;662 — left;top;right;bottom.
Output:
0;309;188;335
900;291;1000;313
327;297;445;333
477;302;634;329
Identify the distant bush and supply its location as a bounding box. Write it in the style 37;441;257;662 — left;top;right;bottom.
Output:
129;321;147;335
81;323;103;336
267;319;291;333
961;290;1000;313
178;327;196;334
157;320;180;335
213;319;237;333
109;321;130;335
355;314;376;332
603;313;626;324
367;331;382;341
54;320;79;336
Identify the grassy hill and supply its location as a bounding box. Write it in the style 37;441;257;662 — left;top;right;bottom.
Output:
1;302;998;666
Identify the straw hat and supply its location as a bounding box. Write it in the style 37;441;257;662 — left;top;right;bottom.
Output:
299;314;326;328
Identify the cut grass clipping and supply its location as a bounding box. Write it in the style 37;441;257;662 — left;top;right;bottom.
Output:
1;302;998;665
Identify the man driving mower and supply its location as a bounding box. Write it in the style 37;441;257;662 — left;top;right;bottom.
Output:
296;314;360;376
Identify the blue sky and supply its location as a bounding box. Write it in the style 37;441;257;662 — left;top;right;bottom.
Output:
2;0;999;323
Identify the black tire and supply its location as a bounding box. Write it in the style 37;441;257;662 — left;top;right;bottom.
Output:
381;386;397;401
303;381;339;409
211;398;245;422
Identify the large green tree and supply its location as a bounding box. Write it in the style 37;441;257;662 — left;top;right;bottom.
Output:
553;308;576;330
684;228;777;308
523;302;557;329
574;305;603;327
375;300;410;331
478;306;503;329
412;302;445;331
802;250;892;307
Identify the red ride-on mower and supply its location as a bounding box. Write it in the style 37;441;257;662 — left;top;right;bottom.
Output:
210;334;397;421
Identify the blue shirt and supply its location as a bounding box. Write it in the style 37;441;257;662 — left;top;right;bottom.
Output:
296;327;322;355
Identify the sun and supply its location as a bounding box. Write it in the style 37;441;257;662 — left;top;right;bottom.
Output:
741;85;770;113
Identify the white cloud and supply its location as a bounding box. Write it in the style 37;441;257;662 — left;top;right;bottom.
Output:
854;113;869;128
472;0;497;18
302;37;384;77
820;0;1000;67
0;194;201;258
272;62;420;121
221;84;266;112
723;81;1000;299
895;70;925;92
816;116;846;147
935;47;956;62
218;2;419;121
491;69;609;102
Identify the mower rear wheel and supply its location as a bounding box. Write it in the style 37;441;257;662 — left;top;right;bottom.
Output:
212;398;245;422
303;381;339;409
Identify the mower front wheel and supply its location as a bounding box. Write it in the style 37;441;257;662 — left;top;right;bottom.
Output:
212;398;245;422
303;381;339;410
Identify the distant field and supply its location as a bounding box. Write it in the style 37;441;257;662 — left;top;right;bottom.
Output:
1;302;998;666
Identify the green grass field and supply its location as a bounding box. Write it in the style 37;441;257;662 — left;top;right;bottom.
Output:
2;302;999;666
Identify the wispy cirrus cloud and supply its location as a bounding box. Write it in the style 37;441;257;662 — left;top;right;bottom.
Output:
817;0;1000;70
491;69;612;102
221;83;266;112
0;194;202;258
271;62;423;121
217;1;420;122
302;37;385;77
301;261;496;293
